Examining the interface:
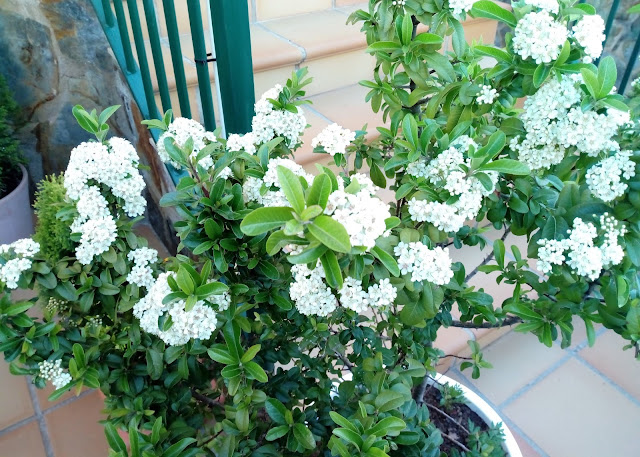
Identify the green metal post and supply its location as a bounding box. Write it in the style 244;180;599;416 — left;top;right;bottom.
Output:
209;0;255;134
142;0;172;114
162;0;191;118
602;0;621;50
127;0;159;120
619;34;640;95
112;0;137;74
101;0;115;27
188;0;216;131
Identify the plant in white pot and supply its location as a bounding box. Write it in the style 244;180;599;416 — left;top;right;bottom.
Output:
0;74;33;244
0;0;639;456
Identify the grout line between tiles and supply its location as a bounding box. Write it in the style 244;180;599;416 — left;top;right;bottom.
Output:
0;414;37;438
449;366;551;457
571;354;640;409
25;377;54;457
254;23;307;63
41;389;95;416
304;105;335;124
498;353;571;410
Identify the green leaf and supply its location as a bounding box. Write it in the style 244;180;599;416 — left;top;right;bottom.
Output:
266;425;290;441
617;276;629;308
401;13;413;46
470;1;517;27
223;321;242;361
308;215;352;253
208;345;237;364
163;438;197;457
288;243;328;264
367;41;402;53
597;56;617;98
333;428;363;449
176;267;195;295
493;239;505;269
474;45;512;63
265;399;288;425
244;361;269;382
329;412;359;433
240;207;294;236
193;241;215;255
321;251;343;289
204;219;223;239
371;246;400;277
367;416;406;437
478;159;530;175
196;281;228;299
129;423;140;457
277;166;306;214
402;113;419;148
98;105;120;125
306;174;332;208
241;344;261;363
301;205;323;221
370;162;387;188
73;343;86;369
580;68;600;99
146;348;164;380
629;3;640;13
293;423;316;450
105;423;127;453
375;390;406;412
399;299;427;326
413;32;443;45
533;64;551;88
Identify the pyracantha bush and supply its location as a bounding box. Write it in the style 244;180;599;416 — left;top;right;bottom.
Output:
1;1;640;457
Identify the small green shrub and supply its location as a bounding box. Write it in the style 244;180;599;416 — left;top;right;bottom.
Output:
0;75;25;198
33;174;74;263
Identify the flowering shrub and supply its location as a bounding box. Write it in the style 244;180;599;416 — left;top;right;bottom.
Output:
1;1;640;456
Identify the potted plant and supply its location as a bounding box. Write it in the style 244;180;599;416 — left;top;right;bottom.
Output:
0;75;32;244
0;0;638;456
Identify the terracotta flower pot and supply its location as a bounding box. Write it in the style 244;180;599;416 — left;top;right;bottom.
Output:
0;164;33;244
429;373;523;457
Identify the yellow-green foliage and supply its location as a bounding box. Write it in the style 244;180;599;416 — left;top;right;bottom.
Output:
33;174;74;262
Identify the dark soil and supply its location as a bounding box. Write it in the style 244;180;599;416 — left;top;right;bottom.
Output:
422;383;489;454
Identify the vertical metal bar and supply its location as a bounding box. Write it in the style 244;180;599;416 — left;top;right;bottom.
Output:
619;34;640;95
187;0;216;131
127;0;159;120
142;0;172;114
602;0;621;49
162;0;191;118
112;0;137;73
101;0;115;27
209;0;255;134
206;0;226;137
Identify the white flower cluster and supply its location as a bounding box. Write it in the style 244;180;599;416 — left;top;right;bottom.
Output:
394;242;454;285
126;247;158;289
311;123;356;156
391;0;406;6
133;272;219;346
157;118;217;169
512;74;630;170
572;15;605;63
86;315;103;328
39;359;72;390
244;158;314;208
324;174;390;250
537;214;625;280
0;239;40;289
227;132;256;155
407;138;498;233
524;0;559;13
252;85;307;146
46;297;67;314
289;264;338;316
65;138;146;264
477;85;498;105
339;277;397;313
207;290;231;311
512;11;567;64
586;150;636;202
449;0;474;16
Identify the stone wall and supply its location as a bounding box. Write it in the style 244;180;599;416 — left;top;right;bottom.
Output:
0;0;177;251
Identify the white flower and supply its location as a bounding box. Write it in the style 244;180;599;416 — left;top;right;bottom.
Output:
127;247;158;289
524;0;559;13
75;217;118;265
449;0;474;16
8;239;40;257
157;118;217;169
207;290;231;311
134;272;219;346
39;359;72;390
512;12;567;64
251;85;307;146
244;158;314;208
0;239;40;289
394;242;454;285
289;264;338;316
572;15;605;62
311;123;356;156
586;150;636;202
227;132;256;155
339;277;397;313
477;85;498;105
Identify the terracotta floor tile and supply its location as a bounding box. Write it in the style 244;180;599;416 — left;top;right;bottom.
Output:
256;0;332;21
250;25;304;72
0;422;46;457
460;331;566;405
510;429;544;457
0;361;34;431
36;382;77;412
579;330;640;402
45;391;109;457
303;49;376;97
449;240;493;276
435;326;472;358
307;84;385;140
263;10;365;61
503;358;640;457
567;315;603;350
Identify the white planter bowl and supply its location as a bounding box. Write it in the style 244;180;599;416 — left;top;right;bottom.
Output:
430;373;522;457
0;164;33;244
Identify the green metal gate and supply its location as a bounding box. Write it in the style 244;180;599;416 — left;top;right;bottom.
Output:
90;0;255;147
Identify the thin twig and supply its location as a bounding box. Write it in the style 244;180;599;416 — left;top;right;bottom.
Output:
414;375;430;404
427;403;470;435
441;431;471;452
191;388;223;409
335;351;354;372
441;354;473;360
449;315;522;329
